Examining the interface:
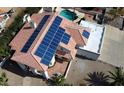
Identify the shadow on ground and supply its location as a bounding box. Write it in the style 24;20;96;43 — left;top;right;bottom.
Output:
76;54;95;61
1;59;45;80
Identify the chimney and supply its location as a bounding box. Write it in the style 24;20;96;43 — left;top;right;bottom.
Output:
23;14;37;29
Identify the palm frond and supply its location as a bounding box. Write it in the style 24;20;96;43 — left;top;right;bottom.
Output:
84;71;110;86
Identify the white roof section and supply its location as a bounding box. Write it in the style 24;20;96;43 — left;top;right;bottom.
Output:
80;20;105;54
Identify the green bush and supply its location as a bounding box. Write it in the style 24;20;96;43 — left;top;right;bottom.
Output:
0;7;41;58
0;72;8;86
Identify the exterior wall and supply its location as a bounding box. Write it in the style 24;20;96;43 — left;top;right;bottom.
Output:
17;63;27;71
18;63;48;78
76;48;100;60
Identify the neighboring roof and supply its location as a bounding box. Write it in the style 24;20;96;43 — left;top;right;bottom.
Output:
80;20;105;54
10;12;90;71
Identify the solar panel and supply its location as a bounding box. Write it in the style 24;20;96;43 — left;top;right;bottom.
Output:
61;33;71;44
40;27;65;66
21;15;50;53
35;16;62;55
35;17;64;66
41;59;50;66
82;30;90;39
35;16;69;66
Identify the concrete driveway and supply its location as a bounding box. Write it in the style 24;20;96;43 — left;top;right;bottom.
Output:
66;57;115;85
98;25;124;67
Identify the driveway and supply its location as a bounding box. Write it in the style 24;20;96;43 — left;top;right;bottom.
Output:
98;25;124;67
65;57;115;85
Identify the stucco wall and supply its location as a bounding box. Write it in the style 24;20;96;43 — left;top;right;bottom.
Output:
76;49;100;60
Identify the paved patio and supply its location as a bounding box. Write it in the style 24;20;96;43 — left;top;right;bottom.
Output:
48;60;69;77
65;57;115;85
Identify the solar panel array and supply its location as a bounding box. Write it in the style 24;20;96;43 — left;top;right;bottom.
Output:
82;30;90;39
61;33;71;44
21;15;50;53
35;16;71;66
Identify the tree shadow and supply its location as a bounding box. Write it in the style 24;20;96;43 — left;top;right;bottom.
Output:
1;59;45;80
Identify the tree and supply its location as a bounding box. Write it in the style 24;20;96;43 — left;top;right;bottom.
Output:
85;72;110;86
0;72;8;86
109;67;124;86
108;8;124;18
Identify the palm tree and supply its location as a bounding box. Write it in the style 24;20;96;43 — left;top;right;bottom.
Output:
108;8;124;18
85;71;110;86
109;67;124;86
50;75;65;86
0;72;8;86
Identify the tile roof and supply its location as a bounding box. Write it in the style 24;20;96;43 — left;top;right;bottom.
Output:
10;12;91;72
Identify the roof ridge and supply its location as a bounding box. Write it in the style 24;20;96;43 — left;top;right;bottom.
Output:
29;13;56;70
65;26;86;45
30;52;44;71
30;13;55;53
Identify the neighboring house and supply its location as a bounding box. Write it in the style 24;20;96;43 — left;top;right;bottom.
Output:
0;8;14;33
9;11;105;79
0;14;10;32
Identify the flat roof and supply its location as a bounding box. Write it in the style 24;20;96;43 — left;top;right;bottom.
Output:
80;20;105;54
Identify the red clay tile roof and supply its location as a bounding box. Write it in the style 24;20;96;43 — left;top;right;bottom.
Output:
10;12;91;72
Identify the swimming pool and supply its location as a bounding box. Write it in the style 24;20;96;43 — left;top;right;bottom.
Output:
60;10;78;21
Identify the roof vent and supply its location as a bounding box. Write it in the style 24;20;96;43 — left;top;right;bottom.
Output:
23;14;37;29
29;20;37;29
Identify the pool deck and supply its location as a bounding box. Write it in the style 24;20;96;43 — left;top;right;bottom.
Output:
56;7;94;22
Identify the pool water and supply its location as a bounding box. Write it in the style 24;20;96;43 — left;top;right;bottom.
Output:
60;10;78;21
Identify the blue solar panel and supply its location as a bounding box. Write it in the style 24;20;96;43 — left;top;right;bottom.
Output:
61;33;71;44
82;30;90;39
47;47;55;54
39;44;47;50
43;55;52;61
35;16;65;66
35;51;44;58
21;15;50;53
42;59;50;66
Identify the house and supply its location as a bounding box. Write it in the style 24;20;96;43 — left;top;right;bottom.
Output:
0;8;14;33
9;12;91;79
